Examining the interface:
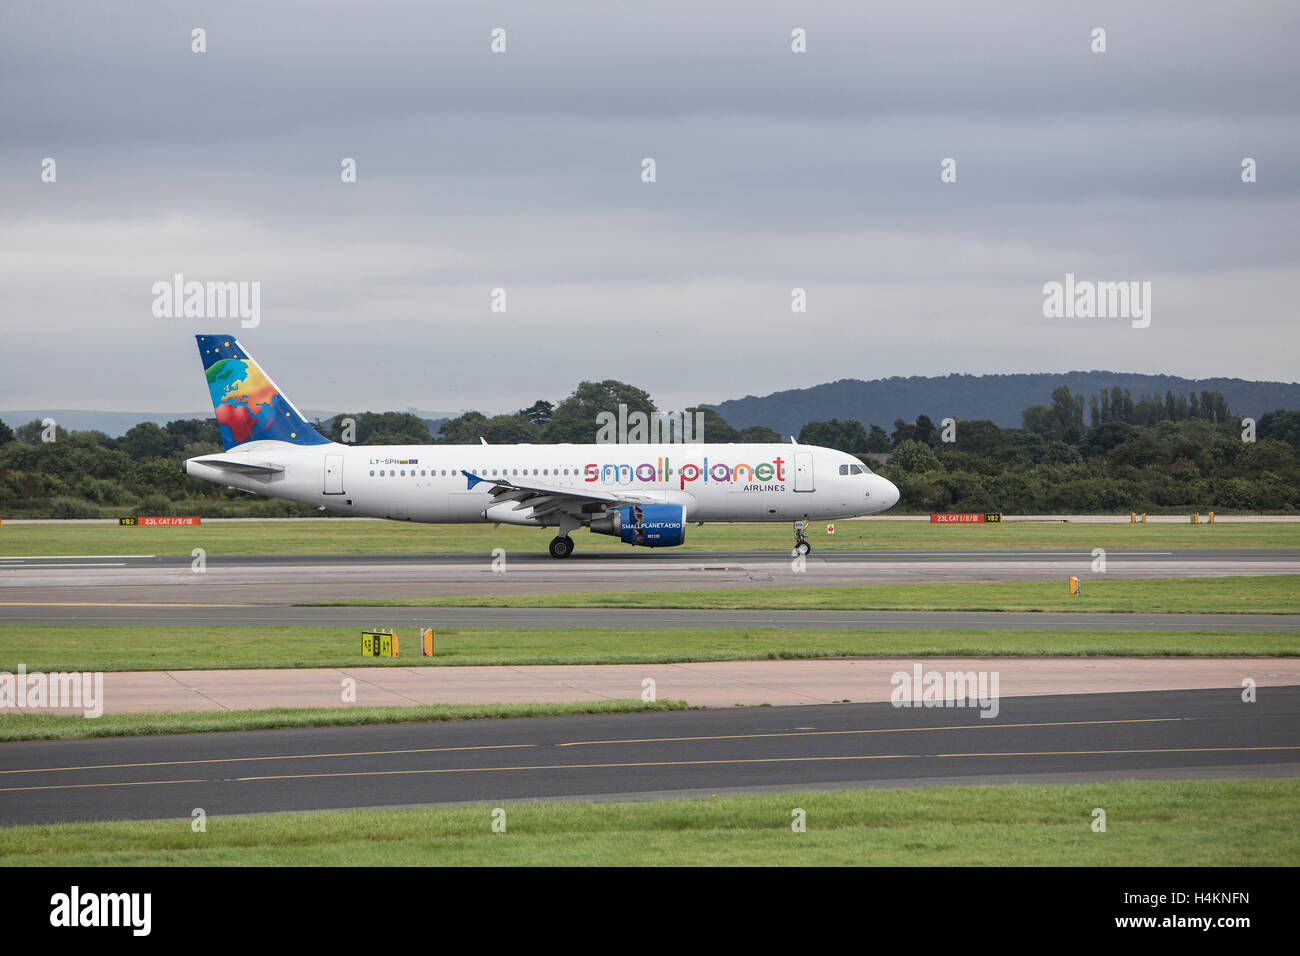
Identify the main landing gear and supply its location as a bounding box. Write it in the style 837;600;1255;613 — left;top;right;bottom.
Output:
549;535;574;559
792;521;812;556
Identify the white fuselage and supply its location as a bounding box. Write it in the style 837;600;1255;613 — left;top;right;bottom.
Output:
185;441;900;525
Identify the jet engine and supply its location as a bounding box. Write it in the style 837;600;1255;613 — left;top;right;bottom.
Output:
589;503;686;547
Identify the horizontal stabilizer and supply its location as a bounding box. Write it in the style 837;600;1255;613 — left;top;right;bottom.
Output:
189;457;285;475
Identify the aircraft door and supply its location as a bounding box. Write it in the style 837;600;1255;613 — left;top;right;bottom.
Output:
794;452;814;492
323;455;344;494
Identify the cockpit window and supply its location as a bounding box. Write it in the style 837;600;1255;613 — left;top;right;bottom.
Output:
839;464;850;475
848;463;872;476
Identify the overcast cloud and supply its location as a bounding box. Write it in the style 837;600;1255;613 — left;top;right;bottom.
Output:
1;0;1296;417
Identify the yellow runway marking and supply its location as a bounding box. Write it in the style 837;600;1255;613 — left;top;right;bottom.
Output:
0;744;537;776
0;602;244;608
0;779;206;793
557;717;1183;746
2;718;1189;776
7;747;1295;793
937;746;1300;757
235;746;1300;783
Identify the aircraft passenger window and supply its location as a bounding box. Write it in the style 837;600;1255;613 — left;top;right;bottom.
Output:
379;470;385;476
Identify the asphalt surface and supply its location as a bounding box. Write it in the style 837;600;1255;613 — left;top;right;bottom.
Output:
2;548;1297;624
2;548;1297;609
6;548;1297;568
1;687;1296;825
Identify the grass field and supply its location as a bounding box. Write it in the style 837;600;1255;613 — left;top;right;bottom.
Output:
1;624;1293;673
0;699;689;742
2;779;1295;866
3;518;1297;556
312;575;1300;615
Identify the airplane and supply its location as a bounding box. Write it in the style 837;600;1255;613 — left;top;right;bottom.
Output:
183;335;902;557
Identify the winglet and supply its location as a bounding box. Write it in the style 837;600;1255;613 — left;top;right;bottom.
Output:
462;470;484;490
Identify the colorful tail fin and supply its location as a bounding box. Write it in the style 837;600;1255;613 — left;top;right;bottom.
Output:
195;335;330;450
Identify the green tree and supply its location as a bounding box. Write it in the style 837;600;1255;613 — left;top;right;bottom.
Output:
520;400;554;427
890;439;941;473
545;381;657;444
0;418;13;444
118;422;175;460
687;407;739;443
438;412;491;444
914;414;938;446
890;418;917;446
475;414;541;444
329;411;432;445
865;424;890;453
16;419;68;445
950;419;1009;458
737;424;782;443
1258;409;1300;447
798;419;868;453
165;418;220;447
48;496;100;518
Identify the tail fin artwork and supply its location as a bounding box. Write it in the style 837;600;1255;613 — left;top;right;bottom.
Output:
195;335;330;451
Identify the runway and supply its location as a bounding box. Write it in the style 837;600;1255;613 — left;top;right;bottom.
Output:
1;687;1296;825
1;548;1296;607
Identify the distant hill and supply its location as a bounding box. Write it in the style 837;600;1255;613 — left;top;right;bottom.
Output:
706;373;1300;435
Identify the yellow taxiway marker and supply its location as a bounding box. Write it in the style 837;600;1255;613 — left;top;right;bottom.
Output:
0;779;206;793
8;746;1295;793
235;746;1300;783
0;744;538;776
557;717;1184;747
0;601;244;608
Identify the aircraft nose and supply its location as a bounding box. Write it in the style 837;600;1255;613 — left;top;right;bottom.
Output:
878;476;900;510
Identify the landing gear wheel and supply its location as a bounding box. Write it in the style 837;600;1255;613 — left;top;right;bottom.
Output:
794;540;812;556
793;521;812;556
548;536;574;559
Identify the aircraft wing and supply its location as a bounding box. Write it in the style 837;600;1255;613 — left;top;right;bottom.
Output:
462;470;659;521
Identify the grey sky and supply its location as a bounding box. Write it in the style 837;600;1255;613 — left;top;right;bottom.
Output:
1;0;1296;417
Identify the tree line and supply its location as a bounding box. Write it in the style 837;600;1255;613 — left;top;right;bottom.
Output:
1;381;1298;517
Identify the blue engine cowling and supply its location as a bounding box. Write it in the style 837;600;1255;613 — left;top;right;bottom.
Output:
590;504;686;547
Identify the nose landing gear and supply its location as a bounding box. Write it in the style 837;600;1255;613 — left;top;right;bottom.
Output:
792;521;812;556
